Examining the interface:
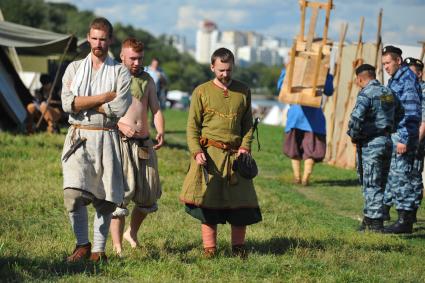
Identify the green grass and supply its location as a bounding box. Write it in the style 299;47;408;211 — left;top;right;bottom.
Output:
1;110;425;282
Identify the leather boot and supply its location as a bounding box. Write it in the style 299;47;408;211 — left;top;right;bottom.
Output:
358;216;383;232
382;205;391;221
384;210;413;234
302;159;314;186
67;242;91;262
232;244;248;259
89;252;108;263
203;247;216;259
412;208;418;223
291;159;301;184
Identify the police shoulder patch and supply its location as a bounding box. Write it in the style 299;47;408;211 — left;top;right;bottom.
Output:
380;94;394;103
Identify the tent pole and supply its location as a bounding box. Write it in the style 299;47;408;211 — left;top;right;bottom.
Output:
36;35;74;129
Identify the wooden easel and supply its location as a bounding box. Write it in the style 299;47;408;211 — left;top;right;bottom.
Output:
278;0;333;108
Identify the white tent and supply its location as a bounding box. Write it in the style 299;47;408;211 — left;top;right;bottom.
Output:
0;20;77;130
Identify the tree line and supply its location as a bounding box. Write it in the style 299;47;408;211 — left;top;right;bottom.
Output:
0;0;282;94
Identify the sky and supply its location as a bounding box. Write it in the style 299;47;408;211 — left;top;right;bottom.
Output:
48;0;425;48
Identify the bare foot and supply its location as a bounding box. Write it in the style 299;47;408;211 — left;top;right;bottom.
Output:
123;230;139;248
113;245;123;257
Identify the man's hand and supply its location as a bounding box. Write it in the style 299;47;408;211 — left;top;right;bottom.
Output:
119;126;136;137
195;152;207;166
237;148;250;156
95;105;106;114
102;91;117;103
153;133;164;150
397;142;407;154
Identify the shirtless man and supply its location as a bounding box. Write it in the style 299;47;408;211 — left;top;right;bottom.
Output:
110;38;164;255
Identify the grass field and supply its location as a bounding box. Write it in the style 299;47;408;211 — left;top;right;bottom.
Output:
1;110;425;282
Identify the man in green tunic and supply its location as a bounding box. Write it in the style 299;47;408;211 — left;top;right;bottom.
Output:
180;47;262;257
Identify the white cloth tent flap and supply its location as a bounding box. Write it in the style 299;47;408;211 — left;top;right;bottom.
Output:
0;20;76;55
0;59;26;125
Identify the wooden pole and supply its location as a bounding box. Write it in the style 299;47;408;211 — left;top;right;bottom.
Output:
326;22;347;163
299;0;307;41
335;16;364;164
311;0;333;96
420;41;425;81
286;41;297;93
419;41;425;62
306;7;319;51
374;9;383;68
36;36;74;129
322;0;333;42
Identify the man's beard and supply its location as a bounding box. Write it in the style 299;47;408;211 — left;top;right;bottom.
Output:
130;66;140;75
92;48;106;57
218;77;231;85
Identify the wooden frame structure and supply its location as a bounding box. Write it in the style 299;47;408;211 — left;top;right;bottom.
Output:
324;10;385;168
278;0;333;108
324;22;347;160
333;16;364;166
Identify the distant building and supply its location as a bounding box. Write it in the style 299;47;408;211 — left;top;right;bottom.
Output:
195;19;287;66
169;34;187;53
237;46;257;67
246;31;263;48
220;31;247;48
195;20;219;64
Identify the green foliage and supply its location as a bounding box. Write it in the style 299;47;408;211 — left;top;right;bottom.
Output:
0;0;47;27
234;63;282;95
0;0;282;94
1;110;425;281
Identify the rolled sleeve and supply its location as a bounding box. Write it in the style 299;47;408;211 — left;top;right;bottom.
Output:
104;66;132;118
61;63;77;114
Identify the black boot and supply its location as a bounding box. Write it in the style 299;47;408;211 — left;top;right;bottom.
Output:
384;210;413;234
412;208;418;223
382;205;391;221
358;216;384;232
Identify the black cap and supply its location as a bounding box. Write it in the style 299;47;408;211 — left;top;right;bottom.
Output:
40;74;52;85
404;57;424;70
382;45;402;56
355;63;376;75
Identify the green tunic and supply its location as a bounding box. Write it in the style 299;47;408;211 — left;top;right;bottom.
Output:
180;80;260;209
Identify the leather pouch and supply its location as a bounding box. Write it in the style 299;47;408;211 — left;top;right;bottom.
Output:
138;146;149;160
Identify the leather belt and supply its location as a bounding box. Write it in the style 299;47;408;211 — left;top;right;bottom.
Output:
72;124;117;131
199;137;238;152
